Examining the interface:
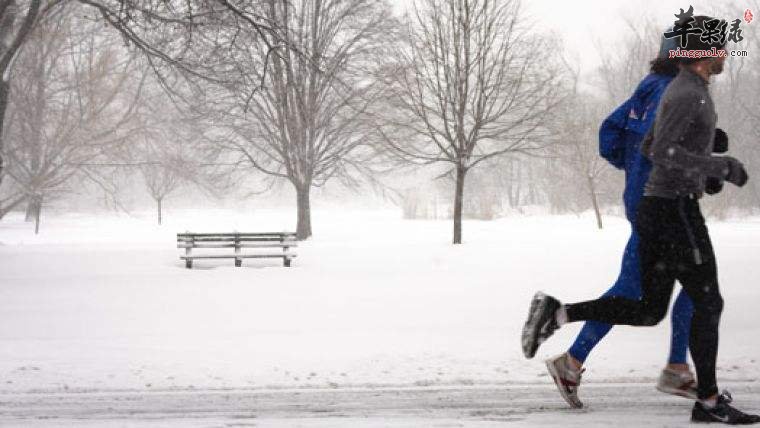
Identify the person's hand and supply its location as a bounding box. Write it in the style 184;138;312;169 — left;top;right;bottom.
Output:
723;157;749;187
705;177;724;195
713;128;728;153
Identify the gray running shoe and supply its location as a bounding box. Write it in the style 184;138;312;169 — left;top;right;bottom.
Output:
656;367;698;399
546;353;584;408
521;292;561;359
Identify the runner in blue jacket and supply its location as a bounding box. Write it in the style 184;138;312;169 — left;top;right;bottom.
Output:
543;34;697;408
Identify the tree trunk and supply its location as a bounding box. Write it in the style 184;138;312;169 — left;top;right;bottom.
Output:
0;0;43;185
25;195;42;223
0;80;9;186
506;160;516;208
157;197;163;225
33;196;42;234
296;184;312;240
453;165;466;244
513;160;522;207
587;174;603;230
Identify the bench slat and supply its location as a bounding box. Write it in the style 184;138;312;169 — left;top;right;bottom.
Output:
177;237;297;243
177;243;298;249
180;254;297;260
177;233;296;238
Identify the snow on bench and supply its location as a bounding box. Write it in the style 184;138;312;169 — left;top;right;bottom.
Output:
177;232;298;268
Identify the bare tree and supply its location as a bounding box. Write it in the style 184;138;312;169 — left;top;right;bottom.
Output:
718;0;760;213
554;99;609;228
2;9;144;233
594;15;662;106
550;68;611;228
200;0;395;239
138;142;182;226
133;98;213;225
0;0;290;193
381;0;564;244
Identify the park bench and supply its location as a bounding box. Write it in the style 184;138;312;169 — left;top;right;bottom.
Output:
177;232;298;269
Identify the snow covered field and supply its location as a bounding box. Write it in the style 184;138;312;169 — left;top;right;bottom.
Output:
2;208;760;425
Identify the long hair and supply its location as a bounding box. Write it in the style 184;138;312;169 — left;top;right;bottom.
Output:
649;58;679;76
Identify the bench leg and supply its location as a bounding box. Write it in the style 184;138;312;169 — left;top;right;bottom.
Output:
185;259;193;269
235;258;242;267
284;257;291;267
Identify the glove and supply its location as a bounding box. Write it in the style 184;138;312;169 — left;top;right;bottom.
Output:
705;177;724;195
713;128;728;153
724;157;749;187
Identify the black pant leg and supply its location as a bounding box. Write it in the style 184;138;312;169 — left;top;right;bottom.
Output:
674;201;723;400
565;197;677;325
564;287;674;325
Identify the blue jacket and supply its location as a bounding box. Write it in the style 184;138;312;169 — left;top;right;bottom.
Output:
599;73;674;222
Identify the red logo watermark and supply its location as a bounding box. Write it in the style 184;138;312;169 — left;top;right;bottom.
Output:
745;9;754;24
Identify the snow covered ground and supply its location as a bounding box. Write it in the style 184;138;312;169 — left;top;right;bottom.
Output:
4;383;760;427
1;207;760;425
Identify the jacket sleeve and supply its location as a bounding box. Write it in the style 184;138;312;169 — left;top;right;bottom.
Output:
643;92;728;179
598;99;631;170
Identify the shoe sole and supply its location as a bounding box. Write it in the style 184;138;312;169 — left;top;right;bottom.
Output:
546;358;583;409
522;292;548;359
655;384;698;400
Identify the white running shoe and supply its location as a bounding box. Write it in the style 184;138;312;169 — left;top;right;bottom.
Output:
656;367;698;399
545;353;584;408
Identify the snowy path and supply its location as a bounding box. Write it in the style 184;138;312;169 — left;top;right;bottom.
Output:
2;382;760;427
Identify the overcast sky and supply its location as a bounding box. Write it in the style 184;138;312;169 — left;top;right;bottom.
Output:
389;0;744;75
